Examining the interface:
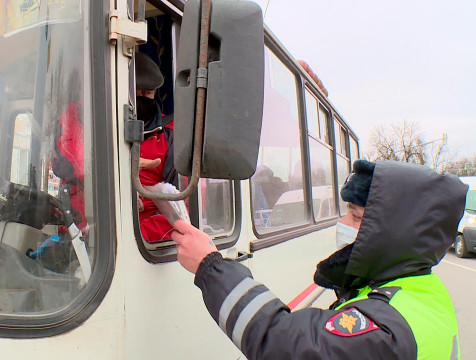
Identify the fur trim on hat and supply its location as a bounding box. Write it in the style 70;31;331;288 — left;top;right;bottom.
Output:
340;160;376;207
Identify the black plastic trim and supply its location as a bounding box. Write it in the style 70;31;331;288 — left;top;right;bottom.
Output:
0;0;116;338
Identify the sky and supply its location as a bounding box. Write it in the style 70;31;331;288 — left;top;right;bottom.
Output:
253;0;476;158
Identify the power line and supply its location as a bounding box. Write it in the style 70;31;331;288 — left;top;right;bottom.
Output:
264;0;271;18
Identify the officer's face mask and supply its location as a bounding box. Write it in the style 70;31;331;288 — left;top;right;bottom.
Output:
335;222;359;250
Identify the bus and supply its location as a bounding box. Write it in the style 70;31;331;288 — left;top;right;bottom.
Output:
0;0;359;358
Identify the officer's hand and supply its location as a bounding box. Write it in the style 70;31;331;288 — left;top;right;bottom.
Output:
171;220;217;274
138;196;144;212
139;157;161;170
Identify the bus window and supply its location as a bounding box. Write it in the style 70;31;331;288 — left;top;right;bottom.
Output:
306;99;337;221
10;113;33;186
334;119;350;215
318;105;330;144
304;89;319;140
340;127;348;157
334;120;341;154
350;136;360;162
0;0;114;328
251;48;306;233
134;8;179;247
336;154;351;215
200;179;234;237
132;3;240;255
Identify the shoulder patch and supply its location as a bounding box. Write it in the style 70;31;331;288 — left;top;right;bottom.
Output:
325;308;379;337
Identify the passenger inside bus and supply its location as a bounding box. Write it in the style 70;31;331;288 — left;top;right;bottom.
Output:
253;165;287;209
135;52;178;243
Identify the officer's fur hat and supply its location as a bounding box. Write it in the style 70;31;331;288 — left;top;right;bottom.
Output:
340;160;376;207
136;52;164;90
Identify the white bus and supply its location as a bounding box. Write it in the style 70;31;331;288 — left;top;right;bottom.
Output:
0;0;359;358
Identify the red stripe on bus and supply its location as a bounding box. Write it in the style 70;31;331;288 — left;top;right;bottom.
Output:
287;283;318;311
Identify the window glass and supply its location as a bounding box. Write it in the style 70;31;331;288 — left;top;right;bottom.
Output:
334;119;341;154
10;113;33;186
309;140;337;220
200;179;234;237
136;14;178;245
336;155;351;215
318;105;330;144
0;2;94;315
251;49;306;233
350;137;359;163
340;126;348;157
304;89;319;140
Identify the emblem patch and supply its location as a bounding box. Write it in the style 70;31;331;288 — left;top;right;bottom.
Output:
325;308;379;337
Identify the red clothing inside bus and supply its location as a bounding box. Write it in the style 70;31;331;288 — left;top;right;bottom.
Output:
139;122;174;242
53;103;87;234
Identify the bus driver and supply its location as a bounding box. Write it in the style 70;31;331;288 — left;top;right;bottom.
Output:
171;160;467;359
135;52;177;242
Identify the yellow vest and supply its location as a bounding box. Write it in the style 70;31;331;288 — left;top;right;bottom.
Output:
339;274;459;360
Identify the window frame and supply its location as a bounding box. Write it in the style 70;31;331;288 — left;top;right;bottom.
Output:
250;27;360;252
0;0;116;338
250;32;344;250
250;44;312;239
131;2;241;262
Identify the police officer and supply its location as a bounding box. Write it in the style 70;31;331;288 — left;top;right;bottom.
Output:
171;160;467;359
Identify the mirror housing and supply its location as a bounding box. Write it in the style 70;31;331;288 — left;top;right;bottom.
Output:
174;0;264;180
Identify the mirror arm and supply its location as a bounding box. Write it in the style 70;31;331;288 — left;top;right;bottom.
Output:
132;0;211;201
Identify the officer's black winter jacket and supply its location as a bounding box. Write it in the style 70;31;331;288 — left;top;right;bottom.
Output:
194;161;468;359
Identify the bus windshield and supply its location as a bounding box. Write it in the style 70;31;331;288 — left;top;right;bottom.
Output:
0;0;95;315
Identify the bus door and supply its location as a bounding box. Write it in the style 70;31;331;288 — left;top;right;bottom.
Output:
0;0;116;346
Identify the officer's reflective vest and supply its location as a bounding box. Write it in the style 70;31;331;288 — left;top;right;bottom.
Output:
339;274;459;360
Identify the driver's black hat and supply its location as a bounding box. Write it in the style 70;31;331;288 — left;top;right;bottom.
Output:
136;52;164;90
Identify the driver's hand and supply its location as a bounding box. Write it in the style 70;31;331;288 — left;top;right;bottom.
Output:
171;220;217;274
139;157;161;170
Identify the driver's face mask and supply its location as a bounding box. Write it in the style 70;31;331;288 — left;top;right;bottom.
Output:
336;222;359;250
136;96;158;127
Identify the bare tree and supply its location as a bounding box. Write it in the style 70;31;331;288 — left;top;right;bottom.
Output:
366;120;427;165
427;140;458;174
364;120;457;174
445;155;476;176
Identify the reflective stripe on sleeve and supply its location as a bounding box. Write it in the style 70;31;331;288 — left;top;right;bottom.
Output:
231;291;277;349
219;277;261;332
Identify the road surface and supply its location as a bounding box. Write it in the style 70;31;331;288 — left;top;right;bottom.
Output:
434;250;476;359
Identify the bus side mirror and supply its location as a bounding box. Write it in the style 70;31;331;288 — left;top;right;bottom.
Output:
174;0;264;180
